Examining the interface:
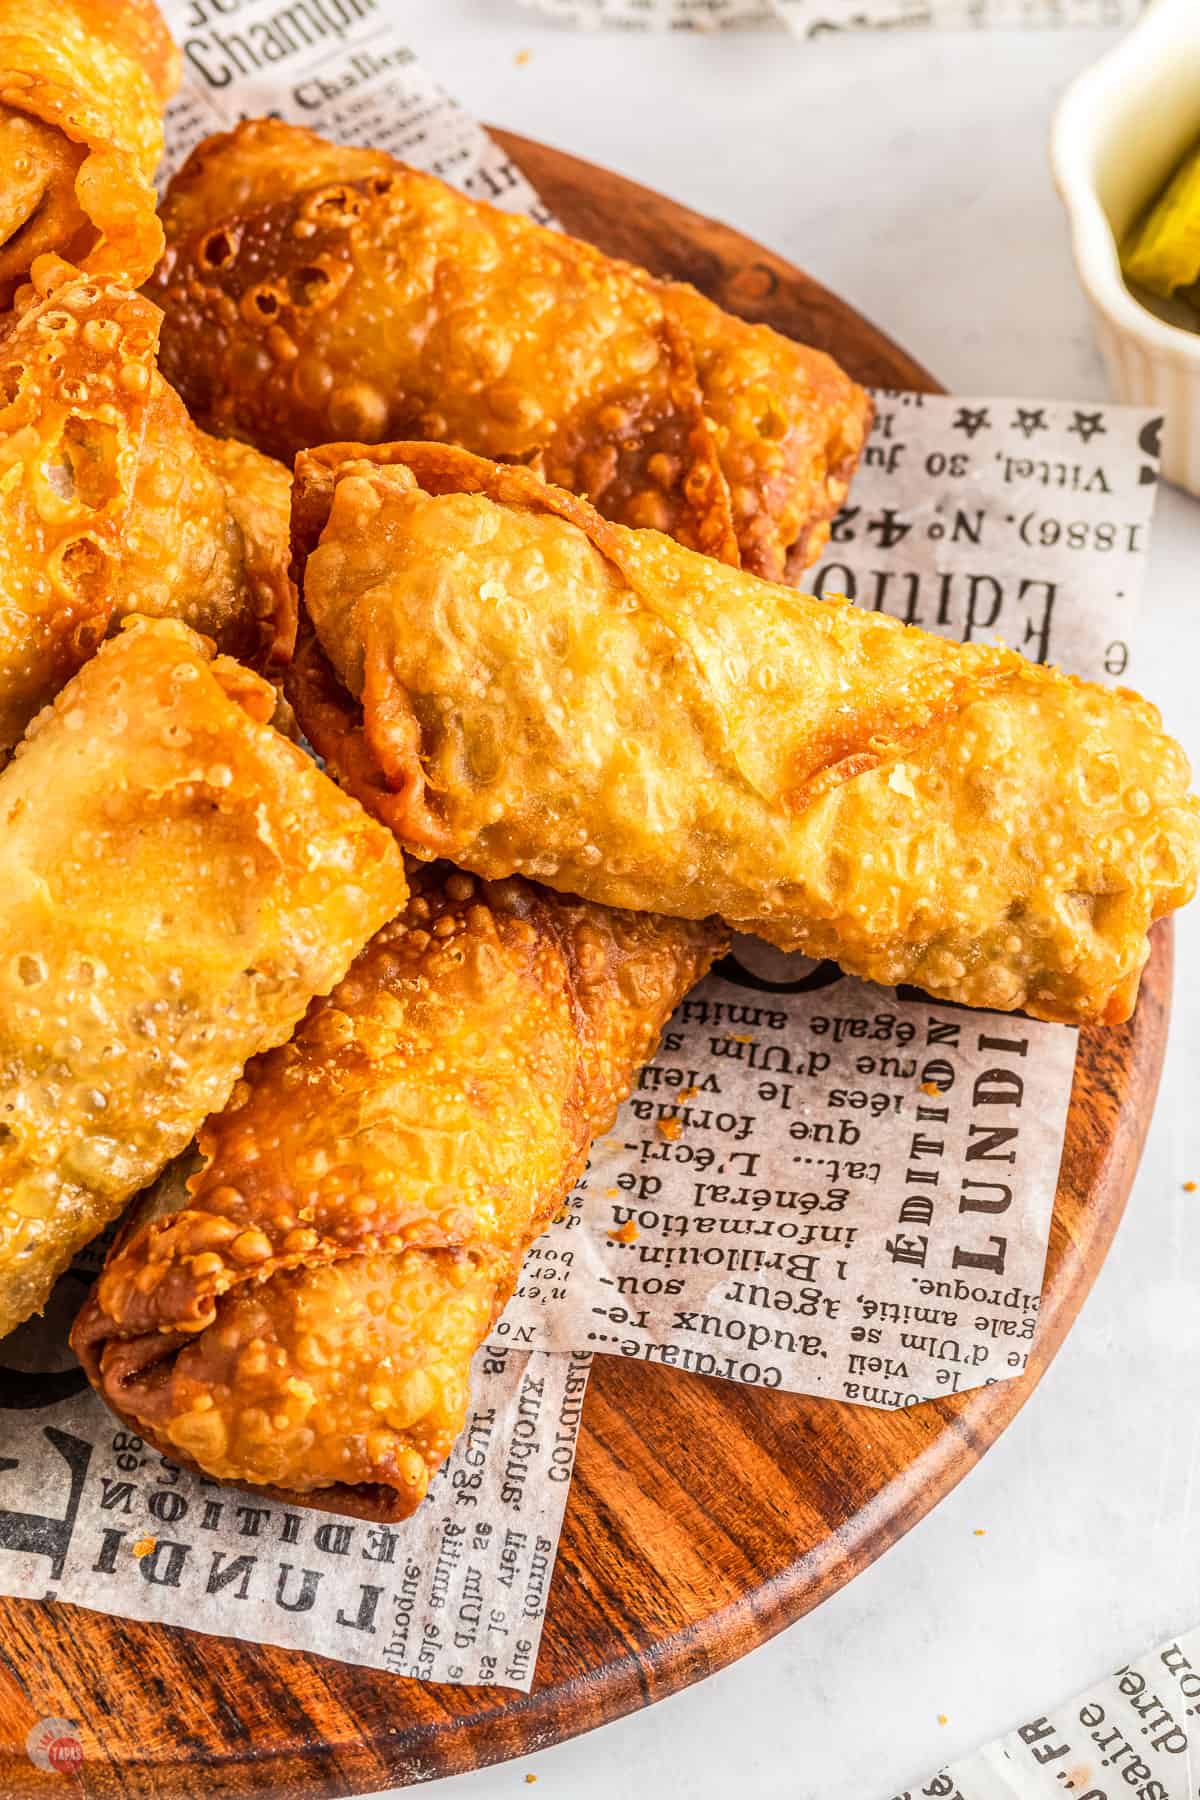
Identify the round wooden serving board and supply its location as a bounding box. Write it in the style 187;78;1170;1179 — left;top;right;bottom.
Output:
0;133;1173;1799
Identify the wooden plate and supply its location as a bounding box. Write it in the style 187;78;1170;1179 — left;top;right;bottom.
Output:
0;133;1172;1799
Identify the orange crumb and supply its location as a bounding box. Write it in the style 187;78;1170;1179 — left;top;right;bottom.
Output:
131;1536;156;1559
1185;1181;1197;1193
604;1188;619;1198
973;1528;986;1537
657;1117;683;1141
937;1714;948;1726
524;1777;537;1786
608;1221;639;1244
515;48;532;65
678;1086;698;1103
921;1081;942;1097
731;1035;754;1044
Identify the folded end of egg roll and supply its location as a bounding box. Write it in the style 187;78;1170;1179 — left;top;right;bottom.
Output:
0;0;180;301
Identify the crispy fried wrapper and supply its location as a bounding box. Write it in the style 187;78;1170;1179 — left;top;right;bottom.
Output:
148;117;871;579
0;616;406;1338
291;442;1200;1027
73;859;722;1520
0;0;178;303
0;259;294;760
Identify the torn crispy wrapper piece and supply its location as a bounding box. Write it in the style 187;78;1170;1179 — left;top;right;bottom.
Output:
0;0;178;302
0;615;406;1338
73;857;724;1521
0;259;295;760
290;442;1200;1027
148;117;870;579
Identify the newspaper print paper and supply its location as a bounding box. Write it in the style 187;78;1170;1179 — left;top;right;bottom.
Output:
0;1239;589;1688
518;0;1146;28
898;1623;1200;1799
158;0;553;220
0;6;1167;1687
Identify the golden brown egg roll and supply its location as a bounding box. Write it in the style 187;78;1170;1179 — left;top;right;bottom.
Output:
146;117;871;579
0;259;293;760
73;861;722;1520
289;441;1200;1028
0;615;406;1338
0;0;178;304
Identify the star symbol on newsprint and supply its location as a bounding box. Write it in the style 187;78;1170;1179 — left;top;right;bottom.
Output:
1068;409;1107;444
1011;407;1047;439
952;406;991;439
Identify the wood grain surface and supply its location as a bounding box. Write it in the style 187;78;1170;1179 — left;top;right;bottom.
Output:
0;133;1172;1800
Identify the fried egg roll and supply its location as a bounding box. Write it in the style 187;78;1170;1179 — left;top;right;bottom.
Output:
0;616;406;1337
147;117;870;579
73;861;722;1520
290;442;1200;1027
0;0;178;303
0;260;293;760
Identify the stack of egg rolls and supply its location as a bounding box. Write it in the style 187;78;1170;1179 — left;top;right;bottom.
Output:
147;117;871;580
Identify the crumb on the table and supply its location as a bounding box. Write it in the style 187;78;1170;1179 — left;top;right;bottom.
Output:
1185;1180;1197;1193
524;1776;537;1786
608;1220;638;1244
937;1714;948;1727
132;1536;156;1559
657;1117;683;1141
730;1035;754;1044
515;48;532;65
604;1188;619;1198
973;1528;986;1537
921;1081;942;1097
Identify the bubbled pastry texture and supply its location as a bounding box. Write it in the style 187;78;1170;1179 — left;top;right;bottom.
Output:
148;116;870;580
73;863;723;1521
0;0;178;304
0;259;295;762
0;616;406;1339
293;443;1200;1028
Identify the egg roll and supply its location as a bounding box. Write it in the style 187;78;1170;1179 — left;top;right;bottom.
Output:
0;0;178;304
73;861;722;1520
0;259;294;760
289;441;1200;1027
0;615;406;1338
147;117;871;579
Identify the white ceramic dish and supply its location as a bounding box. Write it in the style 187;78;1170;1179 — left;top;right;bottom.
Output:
1051;0;1200;495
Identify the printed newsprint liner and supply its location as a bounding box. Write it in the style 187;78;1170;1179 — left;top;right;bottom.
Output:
519;0;1146;30
0;0;1167;1689
898;1623;1200;1799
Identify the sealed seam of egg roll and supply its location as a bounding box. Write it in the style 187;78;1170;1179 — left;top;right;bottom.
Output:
147;116;870;581
0;257;295;762
289;441;1199;1027
0;615;406;1338
0;0;178;303
73;861;722;1521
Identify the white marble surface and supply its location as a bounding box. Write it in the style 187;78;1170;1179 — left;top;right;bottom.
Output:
365;10;1200;1798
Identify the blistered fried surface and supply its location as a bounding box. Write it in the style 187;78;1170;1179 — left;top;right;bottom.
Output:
0;616;406;1338
149;117;869;574
293;443;1200;1026
0;263;294;758
74;860;721;1516
0;0;178;302
661;280;869;579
